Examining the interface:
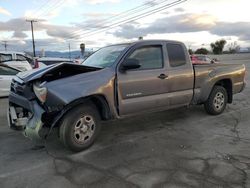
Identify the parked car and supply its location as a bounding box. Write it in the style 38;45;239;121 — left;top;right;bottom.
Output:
0;51;32;71
8;40;246;151
190;54;217;64
33;57;74;68
0;64;20;97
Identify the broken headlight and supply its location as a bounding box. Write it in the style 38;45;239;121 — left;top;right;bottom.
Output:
33;82;47;103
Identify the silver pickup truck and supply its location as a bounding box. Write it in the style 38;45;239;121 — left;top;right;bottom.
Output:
8;40;246;151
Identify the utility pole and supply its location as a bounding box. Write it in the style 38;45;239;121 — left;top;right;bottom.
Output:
26;19;38;57
2;41;7;51
68;43;71;60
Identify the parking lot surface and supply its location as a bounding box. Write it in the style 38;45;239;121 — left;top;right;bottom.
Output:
0;57;250;188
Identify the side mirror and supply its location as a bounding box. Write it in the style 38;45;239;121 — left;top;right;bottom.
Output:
122;58;141;70
210;60;215;64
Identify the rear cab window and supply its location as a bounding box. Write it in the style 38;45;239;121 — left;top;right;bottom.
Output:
127;45;164;70
166;43;187;67
0;53;12;62
16;54;28;61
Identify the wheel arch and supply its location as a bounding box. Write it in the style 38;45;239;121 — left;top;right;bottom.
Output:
213;78;233;103
50;94;112;130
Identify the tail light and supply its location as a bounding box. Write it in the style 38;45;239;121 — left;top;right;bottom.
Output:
34;59;39;69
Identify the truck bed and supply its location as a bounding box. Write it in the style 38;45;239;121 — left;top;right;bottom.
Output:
192;63;246;104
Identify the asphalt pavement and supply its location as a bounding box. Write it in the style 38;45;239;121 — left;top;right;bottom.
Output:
0;57;250;188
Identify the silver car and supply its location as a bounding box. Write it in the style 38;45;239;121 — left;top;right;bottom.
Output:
0;51;32;71
0;64;20;97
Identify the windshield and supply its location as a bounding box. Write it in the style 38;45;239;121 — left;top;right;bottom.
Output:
83;45;128;68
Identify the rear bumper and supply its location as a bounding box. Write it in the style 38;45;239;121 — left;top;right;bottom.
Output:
241;82;246;92
8;92;45;141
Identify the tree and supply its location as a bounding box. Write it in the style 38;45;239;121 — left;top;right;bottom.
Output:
228;41;240;54
188;48;194;55
210;39;227;54
195;48;209;55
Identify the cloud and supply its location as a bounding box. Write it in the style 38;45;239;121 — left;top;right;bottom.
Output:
12;31;28;39
0;18;80;39
112;12;250;45
174;7;185;12
211;22;250;41
82;12;115;18
113;13;217;39
0;7;11;16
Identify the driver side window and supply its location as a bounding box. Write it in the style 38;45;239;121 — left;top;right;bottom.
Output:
128;45;163;70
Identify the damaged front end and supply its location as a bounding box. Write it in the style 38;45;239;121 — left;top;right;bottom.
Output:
8;77;47;141
8;63;100;141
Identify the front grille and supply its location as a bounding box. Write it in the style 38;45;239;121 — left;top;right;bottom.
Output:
10;78;25;95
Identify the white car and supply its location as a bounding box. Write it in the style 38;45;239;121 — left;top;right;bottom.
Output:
34;57;74;68
0;51;32;71
0;64;20;97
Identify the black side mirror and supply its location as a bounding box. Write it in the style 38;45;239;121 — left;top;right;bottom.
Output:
122;58;141;70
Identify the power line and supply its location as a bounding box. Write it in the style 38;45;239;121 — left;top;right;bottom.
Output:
27;0;186;51
71;0;187;40
35;0;66;18
69;0;164;37
30;0;51;18
68;0;169;39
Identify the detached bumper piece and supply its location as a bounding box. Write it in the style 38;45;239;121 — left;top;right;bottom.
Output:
8;92;46;141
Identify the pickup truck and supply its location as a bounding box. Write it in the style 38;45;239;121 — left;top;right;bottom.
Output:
8;40;246;151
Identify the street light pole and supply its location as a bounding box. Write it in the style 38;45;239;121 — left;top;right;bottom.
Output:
26;19;38;57
2;41;7;51
68;43;71;60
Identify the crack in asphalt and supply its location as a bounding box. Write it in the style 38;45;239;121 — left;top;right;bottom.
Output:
40;104;250;187
215;152;250;188
225;106;242;144
43;139;139;187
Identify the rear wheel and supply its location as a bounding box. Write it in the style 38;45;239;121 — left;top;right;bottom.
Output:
59;103;101;152
204;86;228;115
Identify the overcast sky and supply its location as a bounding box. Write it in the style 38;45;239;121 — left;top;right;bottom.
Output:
0;0;249;52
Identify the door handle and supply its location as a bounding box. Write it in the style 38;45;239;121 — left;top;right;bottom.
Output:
158;74;168;79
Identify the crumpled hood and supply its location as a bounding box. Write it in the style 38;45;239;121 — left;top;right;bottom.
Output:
17;63;101;83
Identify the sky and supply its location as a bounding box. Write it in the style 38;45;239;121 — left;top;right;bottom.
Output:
0;0;250;52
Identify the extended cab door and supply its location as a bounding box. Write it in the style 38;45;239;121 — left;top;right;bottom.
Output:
117;42;170;115
164;42;194;106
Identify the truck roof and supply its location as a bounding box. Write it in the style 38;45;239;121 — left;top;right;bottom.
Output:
107;39;184;47
0;51;26;55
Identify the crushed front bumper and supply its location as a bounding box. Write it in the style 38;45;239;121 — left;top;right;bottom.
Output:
8;92;46;141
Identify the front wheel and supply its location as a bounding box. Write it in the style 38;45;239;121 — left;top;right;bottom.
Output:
59;103;101;152
204;86;228;115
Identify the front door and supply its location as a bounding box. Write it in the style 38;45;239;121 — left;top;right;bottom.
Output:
117;43;170;116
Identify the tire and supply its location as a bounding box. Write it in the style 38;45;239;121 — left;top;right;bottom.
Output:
204;86;228;115
59;103;101;152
